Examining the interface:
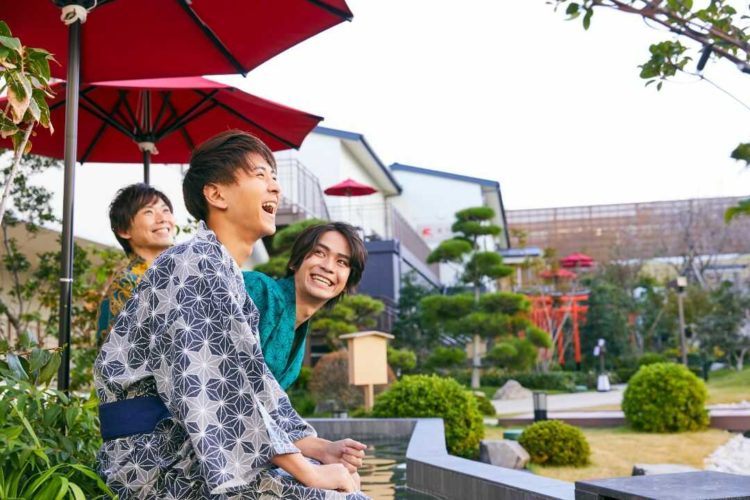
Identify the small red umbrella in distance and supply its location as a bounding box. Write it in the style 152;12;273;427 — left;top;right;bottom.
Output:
540;269;577;280
324;178;378;197
560;252;594;269
324;178;377;222
3;77;323;182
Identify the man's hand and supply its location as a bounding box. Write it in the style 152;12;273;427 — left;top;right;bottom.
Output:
320;438;367;473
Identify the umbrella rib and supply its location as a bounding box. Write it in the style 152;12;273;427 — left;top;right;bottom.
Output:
156;90;220;138
176;0;247;76
305;0;354;21
120;92;144;138
201;92;298;150
79;94;135;139
80;93;129;163
157;103;218;142
153;91;173;132
165;100;196;151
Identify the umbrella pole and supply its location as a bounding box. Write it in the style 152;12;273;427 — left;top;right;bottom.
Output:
57;20;81;393
143;150;151;185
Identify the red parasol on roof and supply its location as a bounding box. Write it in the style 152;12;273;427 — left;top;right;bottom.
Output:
540;269;577;280
3;77;322;182
324;178;378;197
560;252;594;269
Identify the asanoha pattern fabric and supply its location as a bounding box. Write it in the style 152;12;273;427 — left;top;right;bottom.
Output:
95;255;148;348
95;223;368;499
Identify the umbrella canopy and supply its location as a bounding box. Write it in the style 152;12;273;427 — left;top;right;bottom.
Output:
560;252;594;269
3;0;353;82
6;77;322;164
324;178;377;197
540;269;577;280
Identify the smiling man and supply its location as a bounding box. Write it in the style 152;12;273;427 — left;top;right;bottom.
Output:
96;183;176;347
243;222;367;391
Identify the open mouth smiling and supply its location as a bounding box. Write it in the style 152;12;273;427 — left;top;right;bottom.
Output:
311;274;333;287
261;201;277;215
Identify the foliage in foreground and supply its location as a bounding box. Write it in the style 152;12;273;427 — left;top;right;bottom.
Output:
0;349;114;498
623;362;709;432
371;374;484;458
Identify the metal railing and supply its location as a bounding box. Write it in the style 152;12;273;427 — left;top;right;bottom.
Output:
328;201;438;277
275;158;330;221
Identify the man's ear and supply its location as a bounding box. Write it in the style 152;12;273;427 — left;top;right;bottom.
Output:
203;183;228;211
116;228;132;241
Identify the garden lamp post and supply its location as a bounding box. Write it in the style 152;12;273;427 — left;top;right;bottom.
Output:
532;391;548;422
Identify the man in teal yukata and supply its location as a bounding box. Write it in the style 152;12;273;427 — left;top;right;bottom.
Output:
243;222;367;390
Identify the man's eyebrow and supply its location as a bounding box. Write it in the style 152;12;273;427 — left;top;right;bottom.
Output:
252;163;277;175
316;242;351;261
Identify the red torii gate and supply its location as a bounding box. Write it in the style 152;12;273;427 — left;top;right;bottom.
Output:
529;293;589;367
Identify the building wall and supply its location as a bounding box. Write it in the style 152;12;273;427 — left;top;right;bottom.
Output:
507;196;750;263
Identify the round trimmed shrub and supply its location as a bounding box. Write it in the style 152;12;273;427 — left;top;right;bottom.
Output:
473;392;497;416
622;362;708;432
519;420;590;466
638;352;668;367
371;375;484;458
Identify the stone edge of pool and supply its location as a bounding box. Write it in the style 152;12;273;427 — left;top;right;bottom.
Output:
308;418;575;500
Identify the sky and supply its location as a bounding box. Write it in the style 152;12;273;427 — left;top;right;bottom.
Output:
214;0;750;211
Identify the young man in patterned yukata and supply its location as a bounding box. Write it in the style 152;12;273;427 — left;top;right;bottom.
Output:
95;184;176;348
94;130;368;499
243;222;367;391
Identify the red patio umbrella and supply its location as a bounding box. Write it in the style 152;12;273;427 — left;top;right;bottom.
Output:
324;178;377;223
560;252;594;269
324;178;378;197
0;0;352;391
5;77;322;182
3;0;353;82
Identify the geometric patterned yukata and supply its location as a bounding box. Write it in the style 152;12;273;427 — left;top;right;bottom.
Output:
95;223;369;499
95;254;148;348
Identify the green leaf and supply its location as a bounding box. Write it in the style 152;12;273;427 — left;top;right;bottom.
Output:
565;2;580;18
730;142;750;166
68;482;86;500
0;35;22;53
0;20;12;37
583;7;593;30
724;198;750;223
6;353;29;380
38;351;61;386
6;72;32;124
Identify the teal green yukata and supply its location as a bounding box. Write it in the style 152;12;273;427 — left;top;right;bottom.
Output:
242;271;309;390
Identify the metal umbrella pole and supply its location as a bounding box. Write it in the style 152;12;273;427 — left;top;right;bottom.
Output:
140;90;152;184
57;19;81;394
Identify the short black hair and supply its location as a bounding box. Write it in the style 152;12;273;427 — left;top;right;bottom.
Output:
183;130;276;222
109;183;173;254
286;222;367;305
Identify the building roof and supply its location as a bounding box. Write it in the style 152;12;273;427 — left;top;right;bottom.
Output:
313;126;402;195
389;163;511;248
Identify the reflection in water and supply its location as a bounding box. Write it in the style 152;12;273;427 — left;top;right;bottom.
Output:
358;441;437;500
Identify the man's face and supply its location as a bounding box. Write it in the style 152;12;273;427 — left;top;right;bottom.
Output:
118;197;175;254
221;153;281;240
294;230;352;305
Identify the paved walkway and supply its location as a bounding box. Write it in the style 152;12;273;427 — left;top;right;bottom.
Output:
491;384;626;416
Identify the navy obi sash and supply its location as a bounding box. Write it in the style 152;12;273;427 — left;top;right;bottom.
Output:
99;396;172;441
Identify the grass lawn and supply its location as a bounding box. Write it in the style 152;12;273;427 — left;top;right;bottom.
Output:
484;425;733;482
705;366;750;405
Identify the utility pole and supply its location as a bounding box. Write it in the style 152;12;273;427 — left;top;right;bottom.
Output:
676;276;688;366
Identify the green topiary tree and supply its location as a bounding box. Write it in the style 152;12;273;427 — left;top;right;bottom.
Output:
519;420;590;466
622;362;709;432
371;374;484;458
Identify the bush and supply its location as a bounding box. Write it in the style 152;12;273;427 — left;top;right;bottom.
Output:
622;362;709;432
473;392;496;416
424;346;466;371
519;420;590;466
479;369;578;392
372;375;484;458
310;350;393;410
638;352;668;367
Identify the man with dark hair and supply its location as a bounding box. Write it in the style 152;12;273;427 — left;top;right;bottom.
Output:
96;183;175;347
243;222;367;390
95;130;367;499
